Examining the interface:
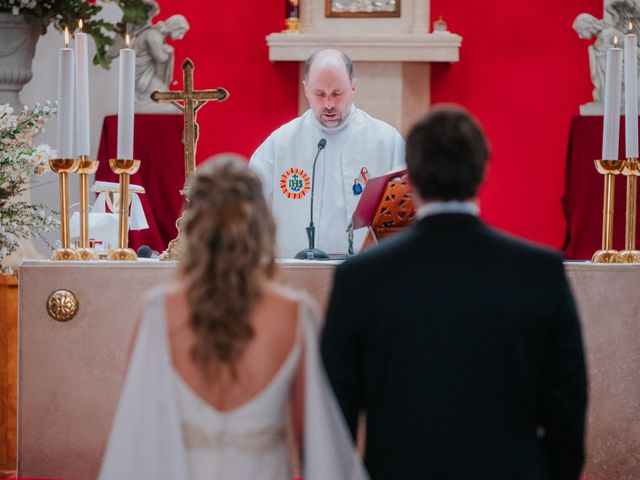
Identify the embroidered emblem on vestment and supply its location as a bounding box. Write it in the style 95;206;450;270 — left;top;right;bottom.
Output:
280;168;311;199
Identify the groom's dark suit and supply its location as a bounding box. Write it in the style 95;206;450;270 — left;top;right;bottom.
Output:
322;213;587;480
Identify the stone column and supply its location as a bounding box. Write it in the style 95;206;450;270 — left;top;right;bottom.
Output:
412;0;430;34
301;0;315;32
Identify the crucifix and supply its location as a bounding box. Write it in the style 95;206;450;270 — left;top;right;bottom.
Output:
151;58;229;260
151;58;229;193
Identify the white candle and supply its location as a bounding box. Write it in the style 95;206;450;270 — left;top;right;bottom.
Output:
603;40;623;160
57;27;75;159
117;34;135;159
625;29;639;158
75;20;91;157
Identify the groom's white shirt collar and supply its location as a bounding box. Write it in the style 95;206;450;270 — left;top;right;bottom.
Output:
417;200;480;219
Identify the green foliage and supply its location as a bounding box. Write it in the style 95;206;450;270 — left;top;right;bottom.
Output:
0;0;154;69
0;103;59;275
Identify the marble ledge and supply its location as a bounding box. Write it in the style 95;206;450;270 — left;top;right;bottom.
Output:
266;32;462;63
19;259;640;272
19;259;344;269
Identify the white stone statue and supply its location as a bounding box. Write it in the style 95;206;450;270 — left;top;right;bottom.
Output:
574;1;640;115
573;13;624;114
133;15;190;113
108;3;190;114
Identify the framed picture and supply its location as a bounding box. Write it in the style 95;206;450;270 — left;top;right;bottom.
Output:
326;0;401;18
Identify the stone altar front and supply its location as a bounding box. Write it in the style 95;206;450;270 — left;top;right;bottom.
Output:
16;261;640;479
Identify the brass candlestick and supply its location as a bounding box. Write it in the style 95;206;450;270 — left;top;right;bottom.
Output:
620;158;640;262
284;0;301;33
284;17;301;33
49;158;80;260
107;159;141;261
76;156;100;260
592;159;627;263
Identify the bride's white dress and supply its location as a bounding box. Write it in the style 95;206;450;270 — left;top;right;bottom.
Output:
99;286;368;480
175;326;300;479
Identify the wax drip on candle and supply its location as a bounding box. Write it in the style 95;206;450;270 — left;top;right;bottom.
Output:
64;27;69;48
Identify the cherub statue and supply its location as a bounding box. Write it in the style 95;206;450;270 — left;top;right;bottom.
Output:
573;12;625;114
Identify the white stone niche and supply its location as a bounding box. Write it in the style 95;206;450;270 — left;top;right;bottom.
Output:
266;0;462;135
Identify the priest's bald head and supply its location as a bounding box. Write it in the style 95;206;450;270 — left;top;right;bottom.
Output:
406;104;490;203
303;49;357;128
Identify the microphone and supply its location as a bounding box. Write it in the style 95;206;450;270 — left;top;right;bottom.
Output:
136;245;153;258
295;138;329;260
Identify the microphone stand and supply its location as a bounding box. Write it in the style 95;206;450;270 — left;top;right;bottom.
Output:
295;139;329;260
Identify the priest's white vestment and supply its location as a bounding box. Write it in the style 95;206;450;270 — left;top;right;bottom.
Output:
249;106;405;258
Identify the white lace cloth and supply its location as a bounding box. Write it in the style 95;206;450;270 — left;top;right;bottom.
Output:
99;286;368;480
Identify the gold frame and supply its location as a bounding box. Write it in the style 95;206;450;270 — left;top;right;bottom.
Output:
326;0;401;18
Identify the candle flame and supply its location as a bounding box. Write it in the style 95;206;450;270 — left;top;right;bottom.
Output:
630;21;634;33
78;19;83;32
125;33;131;48
614;35;619;47
64;27;69;47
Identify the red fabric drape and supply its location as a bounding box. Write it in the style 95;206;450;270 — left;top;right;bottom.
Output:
562;115;629;260
96;114;185;253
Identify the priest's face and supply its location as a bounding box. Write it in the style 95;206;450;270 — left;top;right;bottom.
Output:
304;62;356;128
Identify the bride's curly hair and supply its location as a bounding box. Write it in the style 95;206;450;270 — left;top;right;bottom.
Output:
180;154;276;375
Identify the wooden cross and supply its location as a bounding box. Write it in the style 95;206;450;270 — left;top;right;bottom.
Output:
151;58;229;193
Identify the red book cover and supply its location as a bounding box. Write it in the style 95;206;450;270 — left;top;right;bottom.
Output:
351;168;407;229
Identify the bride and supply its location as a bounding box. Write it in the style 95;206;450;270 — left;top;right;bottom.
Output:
98;155;367;480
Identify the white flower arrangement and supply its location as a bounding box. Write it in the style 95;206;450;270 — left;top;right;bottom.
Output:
0;102;59;275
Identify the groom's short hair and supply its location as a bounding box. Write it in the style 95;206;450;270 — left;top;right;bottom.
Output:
406;104;490;201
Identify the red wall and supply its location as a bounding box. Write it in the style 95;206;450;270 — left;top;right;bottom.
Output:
159;0;602;250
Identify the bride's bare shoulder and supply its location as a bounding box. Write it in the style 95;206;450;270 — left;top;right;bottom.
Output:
263;281;307;304
262;281;320;321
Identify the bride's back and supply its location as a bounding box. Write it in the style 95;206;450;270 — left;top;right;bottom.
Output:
166;155;304;479
166;281;301;412
166;154;302;412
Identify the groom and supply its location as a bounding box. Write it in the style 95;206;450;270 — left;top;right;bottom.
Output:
321;105;588;479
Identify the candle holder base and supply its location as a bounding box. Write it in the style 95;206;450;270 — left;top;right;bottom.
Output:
620;249;640;263
107;247;138;261
160;215;184;261
76;248;99;261
51;248;80;261
591;249;622;263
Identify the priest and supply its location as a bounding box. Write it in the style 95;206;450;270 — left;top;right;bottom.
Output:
249;49;405;258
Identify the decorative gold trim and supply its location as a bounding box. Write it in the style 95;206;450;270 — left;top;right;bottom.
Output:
46;289;79;322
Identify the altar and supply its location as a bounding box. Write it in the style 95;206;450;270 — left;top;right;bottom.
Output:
15;261;640;479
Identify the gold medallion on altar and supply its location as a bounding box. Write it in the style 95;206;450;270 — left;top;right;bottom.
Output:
280;168;311;199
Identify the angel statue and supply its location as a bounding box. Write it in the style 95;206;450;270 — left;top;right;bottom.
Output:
133;15;190;112
573;12;625;114
109;1;190;113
